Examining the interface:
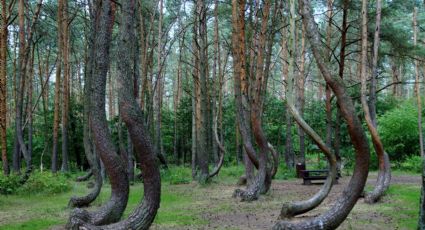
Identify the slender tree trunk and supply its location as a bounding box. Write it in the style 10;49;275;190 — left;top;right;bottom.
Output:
414;7;424;157
364;0;391;204
69;2;102;207
0;0;9;175
52;0;63;173
61;0;70;172
196;0;210;183
281;25;294;169
325;0;334;150
27;46;35;170
68;1;129;226
15;0;42;175
296;21;306;165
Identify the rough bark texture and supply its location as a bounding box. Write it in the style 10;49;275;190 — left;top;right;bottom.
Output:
52;0;63;173
0;0;9;175
70;1;161;228
273;0;370;228
61;0;70;172
233;0;272;202
281;23;294;169
68;4;102;207
75;170;93;182
68;1;129;227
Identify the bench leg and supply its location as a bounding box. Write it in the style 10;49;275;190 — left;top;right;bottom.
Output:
303;180;312;185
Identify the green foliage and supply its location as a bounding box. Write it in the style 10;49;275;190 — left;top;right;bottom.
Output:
0;174;21;195
161;166;192;185
378;100;419;160
398;155;422;173
18;171;71;195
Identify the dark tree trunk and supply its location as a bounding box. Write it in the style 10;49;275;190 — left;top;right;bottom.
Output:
68;1;129;227
61;0;70;172
68;0;103;208
0;0;9;175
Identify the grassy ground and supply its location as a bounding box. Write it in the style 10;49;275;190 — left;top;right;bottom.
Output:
0;166;421;230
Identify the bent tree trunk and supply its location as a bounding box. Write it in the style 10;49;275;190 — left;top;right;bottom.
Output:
208;113;225;179
68;1;129;227
76;170;93;182
280;24;337;216
232;0;272;202
361;0;390;203
273;0;370;228
88;0;161;228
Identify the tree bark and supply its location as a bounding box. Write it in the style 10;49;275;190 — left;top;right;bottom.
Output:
363;0;391;204
52;0;63;173
413;7;424;158
0;0;9;175
69;1;102;207
70;1;161;228
233;0;272;201
193;0;210;183
68;1;129;226
61;0;70;172
273;0;370;228
281;10;294;169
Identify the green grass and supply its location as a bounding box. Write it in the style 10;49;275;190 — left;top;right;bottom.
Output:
379;184;420;229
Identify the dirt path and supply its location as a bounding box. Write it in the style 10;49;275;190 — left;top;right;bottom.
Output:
197;173;420;230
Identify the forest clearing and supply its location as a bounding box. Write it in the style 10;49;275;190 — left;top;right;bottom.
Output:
0;169;421;230
1;0;425;229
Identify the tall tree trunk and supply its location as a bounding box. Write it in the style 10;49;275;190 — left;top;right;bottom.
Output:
0;0;9;175
274;0;370;228
61;0;70;172
68;1;102;207
281;20;294;169
15;0;42;175
27;46;35;171
196;0;210;183
414;7;424;157
75;1;161;227
68;1;129;227
334;0;349;168
296;21;306;165
364;0;391;204
52;0;63;173
325;0;334;150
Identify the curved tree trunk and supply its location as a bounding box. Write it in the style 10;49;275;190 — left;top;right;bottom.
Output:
273;0;370;228
362;0;390;203
268;143;279;179
69;1;161;228
76;170;93;182
279;17;337;215
68;1;129;227
208;113;225;179
233;0;272;202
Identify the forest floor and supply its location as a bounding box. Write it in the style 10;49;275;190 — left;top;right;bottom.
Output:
0;169;420;230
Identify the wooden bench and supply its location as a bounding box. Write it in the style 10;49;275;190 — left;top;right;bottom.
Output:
301;169;340;185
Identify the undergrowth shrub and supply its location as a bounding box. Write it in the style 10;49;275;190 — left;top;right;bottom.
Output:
398;155;422;173
18;171;71;195
0;174;21;195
